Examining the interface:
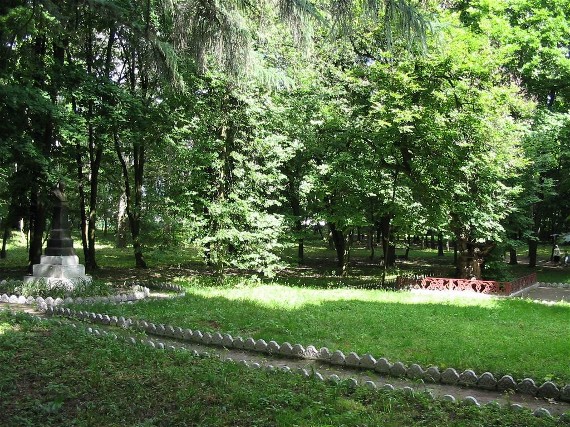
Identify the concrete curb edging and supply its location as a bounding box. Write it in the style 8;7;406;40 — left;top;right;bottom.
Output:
44;306;570;404
24;313;570;424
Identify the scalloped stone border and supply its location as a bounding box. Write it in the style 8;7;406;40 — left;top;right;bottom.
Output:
536;282;570;289
21;313;570;424
0;286;150;310
43;306;570;405
128;281;185;294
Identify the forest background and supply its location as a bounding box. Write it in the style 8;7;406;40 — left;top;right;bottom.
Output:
1;0;570;281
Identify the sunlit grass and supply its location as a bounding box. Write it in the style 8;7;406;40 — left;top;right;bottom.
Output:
0;321;11;335
74;279;570;384
188;283;502;311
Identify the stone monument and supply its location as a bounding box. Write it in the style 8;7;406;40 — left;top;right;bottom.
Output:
24;182;91;289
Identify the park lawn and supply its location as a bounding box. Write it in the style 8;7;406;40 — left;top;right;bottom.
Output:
0;311;559;427
72;278;570;386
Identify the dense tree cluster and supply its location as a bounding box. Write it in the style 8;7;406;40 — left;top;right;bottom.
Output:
1;0;569;278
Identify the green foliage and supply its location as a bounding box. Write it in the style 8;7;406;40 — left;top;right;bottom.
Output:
482;245;514;281
0;0;569;281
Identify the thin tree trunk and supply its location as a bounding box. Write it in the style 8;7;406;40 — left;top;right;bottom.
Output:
76;142;89;262
453;240;458;264
528;239;538;268
380;215;395;267
329;223;350;275
1;218;9;259
114;131;147;268
85;130;102;270
368;226;375;260
288;188;304;265
508;248;518;265
528;199;542;268
116;192;128;248
437;231;444;256
28;189;47;273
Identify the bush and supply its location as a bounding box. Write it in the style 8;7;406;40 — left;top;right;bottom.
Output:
482;245;514;281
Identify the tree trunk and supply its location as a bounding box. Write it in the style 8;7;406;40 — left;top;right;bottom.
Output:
76;137;89;262
528;201;541;268
528;239;538;268
114;131;147;268
329;223;350;275
368;226;375;260
453;240;458;264
116;192;128;248
1;219;9;259
295;218;304;264
131;139;147;269
380;215;395;267
455;235;469;278
85;138;102;270
454;234;480;279
28;189;47;273
508;248;518;265
288;187;304;265
328;226;335;250
437;232;444;256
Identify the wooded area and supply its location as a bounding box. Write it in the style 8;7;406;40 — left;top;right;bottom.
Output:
1;0;569;279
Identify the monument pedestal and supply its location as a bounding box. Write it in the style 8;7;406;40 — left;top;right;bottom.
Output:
24;255;91;290
24;182;91;290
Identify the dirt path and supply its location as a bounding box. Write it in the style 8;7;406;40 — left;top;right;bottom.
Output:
517;285;570;303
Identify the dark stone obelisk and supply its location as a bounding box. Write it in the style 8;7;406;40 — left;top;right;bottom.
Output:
24;182;91;289
45;182;77;257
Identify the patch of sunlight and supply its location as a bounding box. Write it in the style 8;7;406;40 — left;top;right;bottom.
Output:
0;322;13;335
187;284;501;311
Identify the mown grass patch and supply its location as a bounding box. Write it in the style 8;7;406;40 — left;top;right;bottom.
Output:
0;311;560;427
73;278;570;385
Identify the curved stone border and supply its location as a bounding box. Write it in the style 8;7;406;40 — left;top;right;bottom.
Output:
128;281;185;294
23;313;570;424
536;282;570;289
43;307;570;404
0;286;150;310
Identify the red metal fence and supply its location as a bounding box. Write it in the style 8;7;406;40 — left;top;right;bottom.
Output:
395;273;537;296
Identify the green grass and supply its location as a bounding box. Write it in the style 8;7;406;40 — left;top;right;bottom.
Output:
72;277;570;386
0;311;560;427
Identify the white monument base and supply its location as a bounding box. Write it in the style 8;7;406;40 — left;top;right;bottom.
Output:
24;255;91;290
23;275;92;291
